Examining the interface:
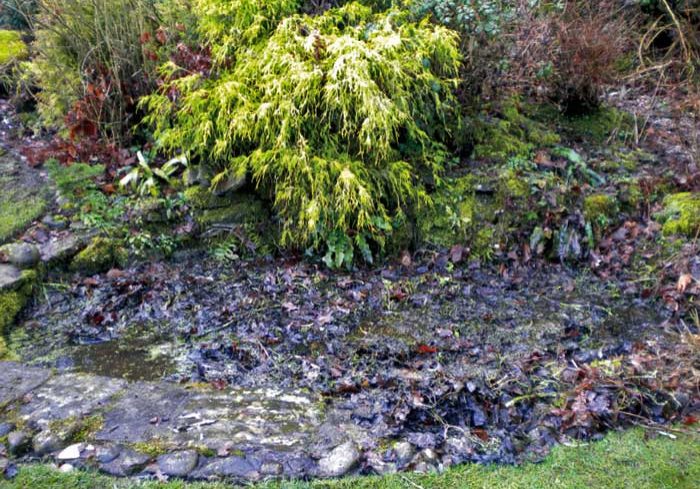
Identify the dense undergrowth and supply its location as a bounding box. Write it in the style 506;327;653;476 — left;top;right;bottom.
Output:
0;0;698;266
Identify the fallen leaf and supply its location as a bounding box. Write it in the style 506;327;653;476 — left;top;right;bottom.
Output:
677;273;693;293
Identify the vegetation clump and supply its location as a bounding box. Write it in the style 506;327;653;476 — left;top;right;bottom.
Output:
584;193;618;225
143;1;462;263
0;269;36;359
657;192;700;237
0;29;26;64
70;237;127;275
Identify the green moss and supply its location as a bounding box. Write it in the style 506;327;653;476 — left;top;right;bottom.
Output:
0;30;28;65
563;107;634;144
70;237;127;274
44;415;104;445
584;194;618;226
657;192;700;237
617;180;644;213
70;415;104;443
0;190;48;243
498;170;530;201
132;439;170;457
473;99;560;162
47;161;105;200
0;270;37;339
183;186;235;210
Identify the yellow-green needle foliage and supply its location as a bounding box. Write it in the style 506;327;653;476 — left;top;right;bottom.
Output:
142;1;461;262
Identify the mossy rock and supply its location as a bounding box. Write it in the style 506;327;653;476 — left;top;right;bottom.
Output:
70;237;128;275
0;30;28;65
194;193;268;227
473;99;560;163
563;107;633;144
0;269;37;356
584;193;618;225
656;193;700;237
184;186;238;211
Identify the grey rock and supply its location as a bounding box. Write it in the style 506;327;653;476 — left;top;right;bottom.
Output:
7;431;31;456
0;362;51;406
157;450;199;478
366;451;397;475
0;242;40;268
96;382;188;444
95;444;121;464
0;422;15;438
39;233;89;266
33;430;68;456
0;457;8;474
195;456;258;479
393;441;416;465
41;215;69;230
100;449;151;477
0;264;22;291
20;373;126;431
59;463;75;473
212;172;246;196
317;441;361;477
260;462;283;476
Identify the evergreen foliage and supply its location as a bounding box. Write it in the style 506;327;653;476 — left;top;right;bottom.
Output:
142;1;461;262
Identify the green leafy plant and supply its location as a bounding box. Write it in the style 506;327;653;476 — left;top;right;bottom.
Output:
119;151;188;197
142;1;461;266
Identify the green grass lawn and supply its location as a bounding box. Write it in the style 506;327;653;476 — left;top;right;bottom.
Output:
1;428;698;489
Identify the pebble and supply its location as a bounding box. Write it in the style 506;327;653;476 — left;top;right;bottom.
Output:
317;440;361;477
57;443;82;460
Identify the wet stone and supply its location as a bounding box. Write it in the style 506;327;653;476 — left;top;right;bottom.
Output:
33;430;69;456
95;444;121;464
193;455;259;480
393;441;416;466
0;422;15;438
0;363;51;406
0;265;22;292
0;243;40;269
100;448;151;477
39;233;89;266
7;431;31;456
169;388;321;452
96;382;189;444
156;450;199;478
20;373;126;430
317;441;361;477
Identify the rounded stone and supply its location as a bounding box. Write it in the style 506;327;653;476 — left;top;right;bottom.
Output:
156;450;199;478
317;440;361;478
7;431;31;456
0;242;40;269
0;422;16;438
393;441;416;465
57;443;82;460
33;431;66;456
42;215;69;230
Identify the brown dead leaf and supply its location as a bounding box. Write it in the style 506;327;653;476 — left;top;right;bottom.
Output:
677;273;693;293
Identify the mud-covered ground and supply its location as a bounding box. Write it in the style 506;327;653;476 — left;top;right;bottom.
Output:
9;250;697;469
